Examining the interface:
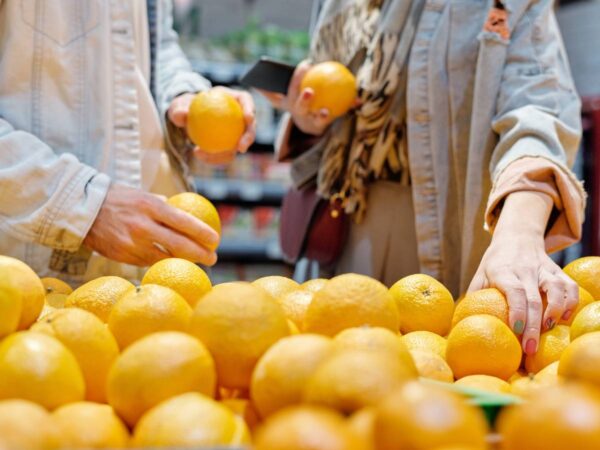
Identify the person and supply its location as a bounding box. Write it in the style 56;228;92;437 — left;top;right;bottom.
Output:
0;0;255;284
262;0;585;354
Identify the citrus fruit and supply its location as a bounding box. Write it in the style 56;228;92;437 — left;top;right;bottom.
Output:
0;255;45;329
41;277;73;296
221;398;261;432
251;334;333;418
107;331;216;426
31;308;119;403
0;400;59;450
252;275;300;300
498;383;600;450
167;192;221;250
186;89;245;153
374;381;488;450
304;273;399;336
288;319;301;334
38;301;56;321
141;257;212;307
45;292;67;308
558;331;600;387
302;278;328;293
559;287;594;325
52;402;129;449
446;314;521;380
254;406;366;450
0;331;85;409
348;408;377;450
570;301;600;340
409;350;454;382
190;282;289;389
300;61;357;119
451;288;508;327
454;375;511;394
274;289;314;329
132;392;250;447
108;284;192;349
303;349;417;414
401;331;447;360
0;275;21;339
563;256;600;299
390;274;454;335
65;276;135;322
525;325;570;374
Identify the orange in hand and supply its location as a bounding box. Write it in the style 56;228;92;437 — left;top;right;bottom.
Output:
300;62;357;119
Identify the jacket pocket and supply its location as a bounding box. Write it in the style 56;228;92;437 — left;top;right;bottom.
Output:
21;0;100;47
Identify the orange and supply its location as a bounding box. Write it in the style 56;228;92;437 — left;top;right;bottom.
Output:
390;274;454;336
0;400;59;450
0;255;45;329
52;402;129;449
167;192;221;250
300;62;357;119
250;334;333;418
525;325;570;374
221;398;261;432
512;362;562;398
132;392;250;447
348;408;377;450
65;276;135;322
558;331;600;387
31;308;119;403
288;319;301;335
401;331;447;360
303;349;417;414
254;406;366;450
305;274;399;336
410;350;454;382
454;375;511;394
446;314;521;380
498;383;600;450
41;277;73;296
108;284;192;349
570;301;600;340
0;331;85;410
451;288;508;327
190;282;289;389
107;331;216;427
374;380;488;450
536;360;560;382
186;89;245;153
141;257;212;307
563;256;600;299
0;274;21;339
252;276;300;300
302;278;328;293
560;287;594;325
273;289;313;329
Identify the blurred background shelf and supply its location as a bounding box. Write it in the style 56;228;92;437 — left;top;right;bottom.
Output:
195;178;286;207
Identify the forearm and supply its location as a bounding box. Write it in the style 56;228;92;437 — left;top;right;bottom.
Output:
493;191;553;243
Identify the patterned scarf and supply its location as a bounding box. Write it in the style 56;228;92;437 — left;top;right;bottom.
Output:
310;0;425;221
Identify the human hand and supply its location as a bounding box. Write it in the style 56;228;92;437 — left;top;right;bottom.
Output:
84;184;219;267
168;87;256;165
469;191;579;355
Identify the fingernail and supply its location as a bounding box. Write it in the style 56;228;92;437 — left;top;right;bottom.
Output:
562;310;573;321
302;91;311;100
525;339;537;355
513;320;524;334
545;318;555;330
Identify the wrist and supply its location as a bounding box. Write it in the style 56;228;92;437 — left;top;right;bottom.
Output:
492;191;553;243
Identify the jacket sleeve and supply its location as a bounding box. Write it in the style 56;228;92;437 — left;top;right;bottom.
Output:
487;0;586;251
0;118;110;252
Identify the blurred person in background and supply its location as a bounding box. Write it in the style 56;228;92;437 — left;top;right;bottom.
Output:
263;0;585;354
0;0;255;284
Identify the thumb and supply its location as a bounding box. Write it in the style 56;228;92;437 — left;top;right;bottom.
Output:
168;105;188;128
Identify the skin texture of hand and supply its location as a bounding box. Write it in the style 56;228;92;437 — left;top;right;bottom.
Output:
258;60;335;136
168;86;257;165
469;191;579;355
83;184;219;267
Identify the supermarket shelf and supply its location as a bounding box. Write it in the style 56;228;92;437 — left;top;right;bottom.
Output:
191;60;250;85
195;178;287;206
218;238;284;263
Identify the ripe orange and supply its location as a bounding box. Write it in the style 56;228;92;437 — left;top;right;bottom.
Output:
167;192;221;250
31;308;119;403
451;288;508;327
498;383;600;450
186;89;245;153
133;393;250;447
374;381;488;450
524;325;570;374
52;402;129;449
254;406;366;450
410;350;454;383
252;276;300;300
0;331;85;410
348;407;377;450
0;255;45;329
300;62;357;119
0;274;21;339
251;334;333;418
190;282;290;389
558;331;600;387
221;398;261;432
0;400;59;450
41;277;73;296
303;349;417;414
401;331;447;360
302;278;328;293
108;284;192;349
65;276;135;322
570;301;600;340
564;256;600;299
107;331;216;427
305;274;399;336
390;274;454;336
454;375;511;394
255;280;310;328
446;314;521;380
141;258;212;307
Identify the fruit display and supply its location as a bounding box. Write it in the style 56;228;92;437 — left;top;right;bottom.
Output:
1;252;600;449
